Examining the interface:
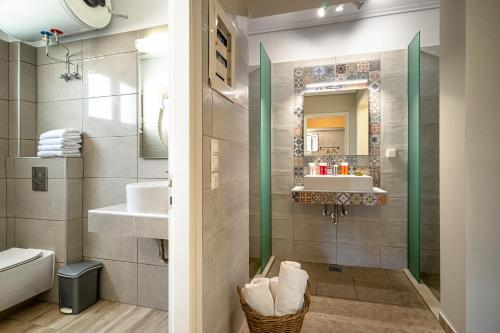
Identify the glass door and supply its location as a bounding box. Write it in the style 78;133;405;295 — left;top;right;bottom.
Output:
408;32;421;281
260;44;272;272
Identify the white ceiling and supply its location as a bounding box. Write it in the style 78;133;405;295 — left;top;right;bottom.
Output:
249;0;440;35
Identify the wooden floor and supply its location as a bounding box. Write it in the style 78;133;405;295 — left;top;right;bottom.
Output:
0;300;168;333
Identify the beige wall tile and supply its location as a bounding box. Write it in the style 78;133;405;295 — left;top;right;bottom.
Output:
37;61;82;102
15;179;66;220
9;61;36;102
138;264;168;310
272;194;292;217
294;217;336;243
83;177;135;217
0;41;7;62
37;41;82;66
337;243;380;267
0;179;6;217
212;181;249;234
8;101;37;140
218;139;249;185
38;262;63;303
0;100;8;139
37;100;83;136
212;92;249;144
9;42;36;65
15;218;66;262
6;218;14;248
97;258;138;304
67;218;83;262
82;31;138;59
335;52;381;63
381;247;404;269
293;240;336;264
272;216;293;240
0;140;7;177
0;60;7;100
202;84;213;136
272;238;293;259
381;50;404;75
0;218;5;250
82;53;137;99
83;219;137;262
83;94;138;137
138;238;168;267
83;137;138;178
6;179;14;217
271;172;293;194
14;157;67;179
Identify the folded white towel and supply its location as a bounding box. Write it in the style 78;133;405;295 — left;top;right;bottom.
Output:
39;129;81;140
39;137;82;146
37;151;82;158
241;278;275;316
38;144;81;151
269;277;279;302
275;261;309;316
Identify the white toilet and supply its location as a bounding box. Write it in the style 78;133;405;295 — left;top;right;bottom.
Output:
0;248;55;312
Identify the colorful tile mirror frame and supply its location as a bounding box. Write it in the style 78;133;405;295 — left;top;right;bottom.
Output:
293;60;382;187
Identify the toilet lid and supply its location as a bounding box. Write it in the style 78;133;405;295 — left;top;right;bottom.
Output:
0;248;43;273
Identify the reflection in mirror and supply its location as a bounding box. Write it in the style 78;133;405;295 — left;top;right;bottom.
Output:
303;89;369;155
136;34;169;159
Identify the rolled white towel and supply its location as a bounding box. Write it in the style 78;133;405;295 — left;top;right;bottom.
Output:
38;144;81;151
275;262;309;316
269;277;279;302
40;129;81;140
39;137;82;146
281;261;301;270
37;151;82;158
241;278;275;316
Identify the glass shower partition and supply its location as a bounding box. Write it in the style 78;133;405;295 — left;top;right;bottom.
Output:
407;32;421;281
259;44;272;273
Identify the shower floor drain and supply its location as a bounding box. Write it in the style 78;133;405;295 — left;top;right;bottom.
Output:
328;264;342;272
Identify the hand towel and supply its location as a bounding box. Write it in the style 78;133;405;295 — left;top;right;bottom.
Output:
275;262;309;316
241;278;275;316
37;151;82;158
269;277;279;302
39;137;82;145
38;144;82;151
39;129;81;140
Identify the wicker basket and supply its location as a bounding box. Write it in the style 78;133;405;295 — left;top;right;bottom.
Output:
237;283;311;333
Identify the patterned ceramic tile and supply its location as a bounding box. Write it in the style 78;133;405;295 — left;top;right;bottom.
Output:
369;71;381;82
369;60;381;71
357;62;369;72
336;64;347;74
291;190;387;206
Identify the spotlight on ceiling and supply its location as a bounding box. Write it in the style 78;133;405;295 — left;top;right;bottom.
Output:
335;4;344;12
317;6;326;18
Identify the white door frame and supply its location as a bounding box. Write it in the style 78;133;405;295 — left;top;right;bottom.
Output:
168;0;203;332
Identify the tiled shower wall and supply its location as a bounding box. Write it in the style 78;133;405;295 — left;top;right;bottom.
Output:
250;50;420;269
0;40;7;250
201;0;250;332
21;30;169;310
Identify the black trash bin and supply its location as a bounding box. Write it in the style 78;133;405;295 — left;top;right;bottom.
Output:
57;260;103;314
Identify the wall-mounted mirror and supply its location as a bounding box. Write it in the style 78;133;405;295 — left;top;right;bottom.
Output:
303;89;369;155
136;33;169;159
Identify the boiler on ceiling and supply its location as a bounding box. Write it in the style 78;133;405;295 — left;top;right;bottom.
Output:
0;0;113;42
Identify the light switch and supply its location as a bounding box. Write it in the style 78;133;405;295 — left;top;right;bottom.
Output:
211;139;219;156
211;155;219;173
211;173;219;189
385;148;397;158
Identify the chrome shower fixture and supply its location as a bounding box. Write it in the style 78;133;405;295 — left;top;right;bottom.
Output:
41;30;81;82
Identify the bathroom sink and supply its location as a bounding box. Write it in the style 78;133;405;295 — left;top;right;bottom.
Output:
303;175;373;192
126;181;170;214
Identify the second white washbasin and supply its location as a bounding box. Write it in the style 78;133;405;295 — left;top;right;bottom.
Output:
126;181;170;214
303;175;373;192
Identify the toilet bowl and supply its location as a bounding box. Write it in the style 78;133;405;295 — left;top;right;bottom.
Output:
0;248;55;312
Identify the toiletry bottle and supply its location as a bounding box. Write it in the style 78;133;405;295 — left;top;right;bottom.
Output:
345;162;349;175
320;163;327;175
333;164;339;175
309;163;316;176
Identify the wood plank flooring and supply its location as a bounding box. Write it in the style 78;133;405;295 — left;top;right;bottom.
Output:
0;300;168;333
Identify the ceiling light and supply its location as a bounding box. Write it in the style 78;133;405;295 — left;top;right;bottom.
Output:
317;6;326;18
335;4;344;12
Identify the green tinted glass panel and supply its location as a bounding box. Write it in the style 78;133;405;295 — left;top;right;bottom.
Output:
408;32;421;281
260;44;272;271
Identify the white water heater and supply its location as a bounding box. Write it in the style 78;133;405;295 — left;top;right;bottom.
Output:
0;0;112;42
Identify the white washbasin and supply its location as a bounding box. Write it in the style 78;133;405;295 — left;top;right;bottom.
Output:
303;175;373;192
126;181;170;214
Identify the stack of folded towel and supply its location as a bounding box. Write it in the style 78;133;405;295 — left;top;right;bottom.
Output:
241;261;309;316
37;129;82;158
